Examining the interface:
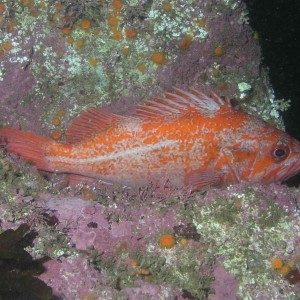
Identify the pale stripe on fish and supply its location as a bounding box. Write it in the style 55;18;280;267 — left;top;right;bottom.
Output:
48;140;178;165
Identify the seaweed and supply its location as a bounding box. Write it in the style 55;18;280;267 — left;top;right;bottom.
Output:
0;224;53;300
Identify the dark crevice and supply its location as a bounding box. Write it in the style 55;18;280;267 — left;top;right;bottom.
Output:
243;0;300;186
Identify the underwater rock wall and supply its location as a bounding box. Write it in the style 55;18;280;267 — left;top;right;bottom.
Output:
0;0;286;137
1;0;299;299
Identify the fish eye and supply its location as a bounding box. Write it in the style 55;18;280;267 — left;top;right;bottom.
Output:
271;144;290;162
274;148;286;157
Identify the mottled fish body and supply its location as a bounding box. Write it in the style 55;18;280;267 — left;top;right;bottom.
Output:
1;88;300;190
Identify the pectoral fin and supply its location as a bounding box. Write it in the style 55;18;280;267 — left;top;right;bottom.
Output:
184;169;225;191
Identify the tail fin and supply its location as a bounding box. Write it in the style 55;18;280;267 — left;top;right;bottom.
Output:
0;128;54;172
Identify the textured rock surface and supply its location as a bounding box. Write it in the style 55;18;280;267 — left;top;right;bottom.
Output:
0;0;299;299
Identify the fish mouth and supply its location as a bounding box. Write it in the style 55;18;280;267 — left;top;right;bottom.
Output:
271;157;300;183
252;156;300;185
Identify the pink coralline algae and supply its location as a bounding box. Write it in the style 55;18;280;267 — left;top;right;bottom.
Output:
1;0;300;299
43;196;178;255
209;265;238;300
36;196;183;299
39;256;100;299
122;280;181;299
30;182;300;299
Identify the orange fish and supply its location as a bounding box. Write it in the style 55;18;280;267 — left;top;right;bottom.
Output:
1;87;300;190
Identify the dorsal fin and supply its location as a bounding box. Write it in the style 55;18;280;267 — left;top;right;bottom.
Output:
66;108;127;144
134;87;231;119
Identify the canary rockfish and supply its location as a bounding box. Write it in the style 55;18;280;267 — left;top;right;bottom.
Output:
1;87;300;191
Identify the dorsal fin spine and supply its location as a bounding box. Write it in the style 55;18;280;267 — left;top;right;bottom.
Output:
172;88;222;111
151;97;185;111
66;108;128;144
152;96;185;109
142;98;181;115
209;91;225;105
135;109;159;117
134;87;227;119
172;88;202;102
164;92;189;103
188;88;209;100
164;94;192;108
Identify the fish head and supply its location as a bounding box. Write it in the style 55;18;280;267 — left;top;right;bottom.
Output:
256;134;300;184
231;122;300;184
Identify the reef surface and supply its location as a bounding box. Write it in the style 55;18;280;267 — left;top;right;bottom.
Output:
0;0;299;299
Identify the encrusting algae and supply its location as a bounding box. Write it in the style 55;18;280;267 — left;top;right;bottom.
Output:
0;0;299;298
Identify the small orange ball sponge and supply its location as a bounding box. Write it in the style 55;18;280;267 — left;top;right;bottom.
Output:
125;28;138;39
214;46;224;57
279;265;291;276
52;118;61;126
108;15;118;27
112;0;122;12
3;41;13;51
151;51;166;65
159;233;176;249
80;19;91;30
271;258;284;269
162;2;173;12
51;130;62;140
0;3;6;14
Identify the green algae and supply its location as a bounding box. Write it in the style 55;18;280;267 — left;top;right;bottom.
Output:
190;186;300;299
0;150;46;203
0;0;286;132
89;233;215;299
